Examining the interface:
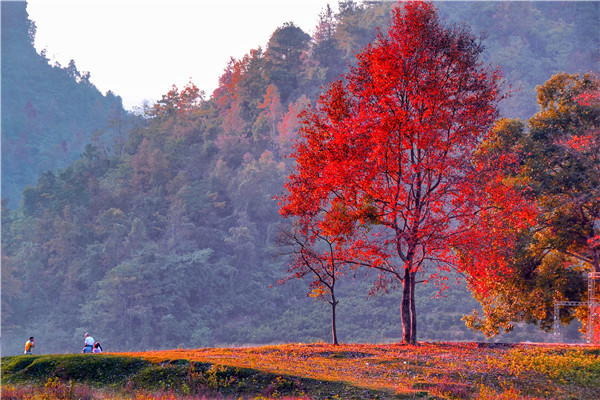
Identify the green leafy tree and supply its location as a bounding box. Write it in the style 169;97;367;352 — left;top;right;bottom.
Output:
334;0;392;59
527;74;600;273
267;22;310;71
465;73;600;337
266;22;310;102
303;4;345;86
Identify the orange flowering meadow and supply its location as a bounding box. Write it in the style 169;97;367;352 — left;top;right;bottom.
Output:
112;341;600;399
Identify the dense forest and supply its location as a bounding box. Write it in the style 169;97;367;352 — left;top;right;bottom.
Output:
1;1;598;355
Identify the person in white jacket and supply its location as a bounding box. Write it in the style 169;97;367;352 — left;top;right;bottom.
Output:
83;333;94;353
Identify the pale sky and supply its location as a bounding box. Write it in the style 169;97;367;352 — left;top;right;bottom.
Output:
26;0;335;111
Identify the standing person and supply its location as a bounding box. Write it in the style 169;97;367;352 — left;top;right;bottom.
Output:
24;337;35;354
92;342;103;353
83;333;94;353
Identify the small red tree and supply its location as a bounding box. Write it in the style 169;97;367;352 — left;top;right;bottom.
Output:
278;218;348;346
279;1;534;344
278;197;383;345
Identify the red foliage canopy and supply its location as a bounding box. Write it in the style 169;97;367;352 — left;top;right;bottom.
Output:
279;1;536;343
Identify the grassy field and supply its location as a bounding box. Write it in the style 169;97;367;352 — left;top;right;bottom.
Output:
2;342;599;399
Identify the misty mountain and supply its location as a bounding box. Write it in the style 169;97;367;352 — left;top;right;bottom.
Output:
1;1;128;208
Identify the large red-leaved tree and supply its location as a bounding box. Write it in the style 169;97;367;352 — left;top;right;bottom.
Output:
279;1;535;344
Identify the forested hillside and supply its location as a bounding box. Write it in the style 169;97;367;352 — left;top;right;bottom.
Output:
1;1;597;355
436;1;599;119
1;1;127;208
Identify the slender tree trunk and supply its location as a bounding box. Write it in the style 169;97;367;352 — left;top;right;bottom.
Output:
410;270;417;345
330;294;339;345
401;267;412;343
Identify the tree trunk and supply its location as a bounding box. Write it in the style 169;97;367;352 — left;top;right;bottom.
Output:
330;295;339;345
401;267;419;344
410;270;417;345
401;266;412;343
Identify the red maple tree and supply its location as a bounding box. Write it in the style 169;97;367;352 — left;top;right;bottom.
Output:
279;1;535;344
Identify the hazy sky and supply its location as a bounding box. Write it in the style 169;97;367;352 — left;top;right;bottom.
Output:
26;0;335;111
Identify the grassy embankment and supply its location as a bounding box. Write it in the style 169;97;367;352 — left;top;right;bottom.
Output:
2;342;599;399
